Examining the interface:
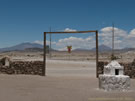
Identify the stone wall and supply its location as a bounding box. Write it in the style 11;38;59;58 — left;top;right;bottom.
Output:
0;61;43;75
98;60;135;78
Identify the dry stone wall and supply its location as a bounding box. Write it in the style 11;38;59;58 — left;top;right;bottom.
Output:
0;61;43;75
98;60;135;79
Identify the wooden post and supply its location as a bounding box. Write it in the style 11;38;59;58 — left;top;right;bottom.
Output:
96;31;99;78
112;23;114;57
43;32;46;76
49;27;52;59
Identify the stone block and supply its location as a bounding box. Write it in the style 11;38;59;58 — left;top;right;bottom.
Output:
99;75;130;91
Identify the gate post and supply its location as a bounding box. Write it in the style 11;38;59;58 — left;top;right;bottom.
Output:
43;32;46;76
96;31;99;78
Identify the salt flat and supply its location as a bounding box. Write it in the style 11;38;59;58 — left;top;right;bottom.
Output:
0;60;135;101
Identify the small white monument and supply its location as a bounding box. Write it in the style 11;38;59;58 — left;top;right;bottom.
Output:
99;60;130;91
0;56;10;66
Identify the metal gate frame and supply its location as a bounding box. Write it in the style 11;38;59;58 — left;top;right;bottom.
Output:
43;30;99;77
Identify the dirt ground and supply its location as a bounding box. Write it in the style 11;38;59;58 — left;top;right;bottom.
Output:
0;59;135;101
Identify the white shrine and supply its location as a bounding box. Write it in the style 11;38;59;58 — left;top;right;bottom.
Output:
99;60;130;91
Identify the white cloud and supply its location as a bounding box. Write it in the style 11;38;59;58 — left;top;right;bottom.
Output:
33;27;135;50
58;47;68;51
63;28;77;32
99;27;128;49
99;27;135;49
33;40;43;45
123;29;135;48
33;36;95;51
100;27;127;37
33;40;56;45
55;36;95;51
128;29;135;38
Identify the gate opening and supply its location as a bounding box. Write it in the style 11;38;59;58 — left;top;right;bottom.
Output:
43;30;99;77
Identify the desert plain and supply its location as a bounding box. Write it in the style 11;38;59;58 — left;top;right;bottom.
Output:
0;51;135;101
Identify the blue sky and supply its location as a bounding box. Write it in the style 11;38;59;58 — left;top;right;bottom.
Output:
0;0;135;49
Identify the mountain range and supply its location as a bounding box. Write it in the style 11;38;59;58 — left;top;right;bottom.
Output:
0;42;134;52
91;44;112;52
0;42;43;52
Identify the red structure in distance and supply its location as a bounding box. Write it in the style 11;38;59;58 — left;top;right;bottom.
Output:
67;46;72;53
